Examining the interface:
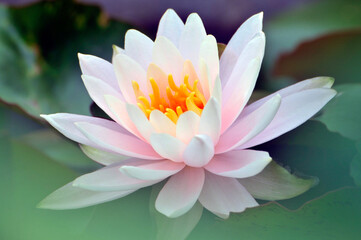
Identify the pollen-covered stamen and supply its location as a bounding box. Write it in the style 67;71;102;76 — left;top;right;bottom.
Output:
132;74;206;123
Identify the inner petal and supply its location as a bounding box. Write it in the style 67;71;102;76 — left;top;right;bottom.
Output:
132;71;207;124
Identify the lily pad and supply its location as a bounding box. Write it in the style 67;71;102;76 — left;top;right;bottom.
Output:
350;141;361;187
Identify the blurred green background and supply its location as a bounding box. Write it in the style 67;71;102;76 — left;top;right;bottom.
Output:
0;0;360;239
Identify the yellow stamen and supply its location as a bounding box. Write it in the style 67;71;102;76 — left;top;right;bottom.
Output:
165;108;179;123
186;92;203;116
138;96;150;109
176;106;183;116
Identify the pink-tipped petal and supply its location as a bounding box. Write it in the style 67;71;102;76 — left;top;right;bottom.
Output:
156;167;205;218
157;9;184;47
240;76;335;117
40;113;128;148
176;111;200;144
153;36;184;84
199;35;219;92
205;150;271;178
75;121;161;160
78;53;120;90
150;133;186;162
80;144;128;166
216;94;281;153
198;172;258;218
220;12;263;86
120;160;185;180
199;97;221;144
179;13;207;73
38;182;134;210
239;88;337;149
150;110;176;136
113;54;147;104
124;29;154;70
73;161;161;191
183;135;214;167
221;58;262;133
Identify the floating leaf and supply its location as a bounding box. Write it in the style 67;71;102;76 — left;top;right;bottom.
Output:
350;141;361;186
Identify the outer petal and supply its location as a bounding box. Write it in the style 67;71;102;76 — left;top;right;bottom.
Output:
183;135;214;167
176;111;200;144
124;29;153;70
198;172;258;218
113;54;147;104
73;161;161;191
81;75;124;120
80;144;128;166
78;53;120;90
157;9;184;47
38;182;134;210
221;58;262;133
198;35;219;92
150;110;176;136
222;32;265;105
153;36;184;84
220;12;263;86
199;97;221;144
240;76;335;117
120;160;185;180
156;167;205;218
150;133;186;162
239;88;337;149
179;13;206;73
75;121;161;160
216;94;281;153
40;113;128;148
205;150;271;178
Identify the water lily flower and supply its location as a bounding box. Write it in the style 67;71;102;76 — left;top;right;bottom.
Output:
39;9;336;218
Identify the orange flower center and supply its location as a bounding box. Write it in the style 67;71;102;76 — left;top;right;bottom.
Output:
132;74;206;123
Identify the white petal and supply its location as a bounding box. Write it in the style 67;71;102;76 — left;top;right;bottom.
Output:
221;57;262;133
240;76;335;117
124;29;153;70
179;13;206;73
199;35;219;93
150;133;186;162
157;9;184;47
40;113;128;147
78;53;120;90
73;161;160;191
198;172;258;218
113;54;147;104
176;111;200;143
150;110;176;136
156;167;205;218
81;75;125;121
153;36;184;84
112;45;125;63
80;144;128;166
220;12;263;86
38;182;134;210
216;94;281;153
75;121;161;160
183;135;214;167
222;32;265;104
198;58;211;100
205;150;271;178
199;97;221;144
212;75;222;104
120;160;185;180
104;95;143;139
240;88;337;149
126;104;155;142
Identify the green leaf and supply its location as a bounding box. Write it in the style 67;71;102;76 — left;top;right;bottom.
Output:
0;2;130;119
189;188;361;240
264;0;361;77
17;129;101;172
239;161;316;201
253;121;356;209
350;141;361;186
316;84;361;141
273;30;361;84
149;183;203;240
